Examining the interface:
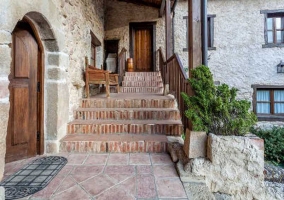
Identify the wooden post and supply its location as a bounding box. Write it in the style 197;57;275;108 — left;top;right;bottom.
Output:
188;0;202;73
164;0;172;95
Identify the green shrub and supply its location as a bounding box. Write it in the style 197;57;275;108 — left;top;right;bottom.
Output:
250;126;284;164
181;65;257;136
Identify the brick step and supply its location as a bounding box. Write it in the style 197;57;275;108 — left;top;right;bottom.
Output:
81;96;176;108
124;72;160;77
60;133;168;153
122;81;163;87
67;119;183;135
120;87;163;93
74;108;181;120
123;76;162;82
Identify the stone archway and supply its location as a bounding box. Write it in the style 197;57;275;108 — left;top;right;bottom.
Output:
0;10;69;177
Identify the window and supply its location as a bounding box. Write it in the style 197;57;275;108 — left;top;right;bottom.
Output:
90;31;101;67
261;9;284;48
253;85;284;120
207;15;216;50
183;15;216;52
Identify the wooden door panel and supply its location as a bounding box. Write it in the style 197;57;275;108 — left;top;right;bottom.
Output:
6;23;38;163
134;29;152;72
12;86;29;145
14;35;30;78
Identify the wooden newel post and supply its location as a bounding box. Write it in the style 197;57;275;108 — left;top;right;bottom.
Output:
164;0;172;95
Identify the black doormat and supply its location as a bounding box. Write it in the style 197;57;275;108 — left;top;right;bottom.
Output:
0;156;68;200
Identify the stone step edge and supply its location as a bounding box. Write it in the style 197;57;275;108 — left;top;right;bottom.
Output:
68;119;183;125
74;108;179;111
59;134;170;153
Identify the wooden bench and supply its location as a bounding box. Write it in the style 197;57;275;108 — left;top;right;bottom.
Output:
85;65;119;98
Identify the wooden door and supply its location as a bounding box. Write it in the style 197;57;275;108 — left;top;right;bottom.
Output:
6;23;39;163
134;28;152;72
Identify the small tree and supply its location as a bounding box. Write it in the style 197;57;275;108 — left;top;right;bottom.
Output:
181;65;257;136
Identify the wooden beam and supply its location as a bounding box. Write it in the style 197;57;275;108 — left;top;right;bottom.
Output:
164;0;172;95
159;0;165;17
188;0;202;72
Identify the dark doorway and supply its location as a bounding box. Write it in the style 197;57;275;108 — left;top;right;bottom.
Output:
6;21;43;163
130;22;156;72
104;40;119;72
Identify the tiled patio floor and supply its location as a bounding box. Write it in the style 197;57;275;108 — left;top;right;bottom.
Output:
3;153;188;200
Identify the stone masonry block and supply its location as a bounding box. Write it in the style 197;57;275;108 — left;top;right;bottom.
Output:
0;45;12;76
0;79;9;99
0;30;11;44
47;67;67;80
0;186;4;200
183;129;207;159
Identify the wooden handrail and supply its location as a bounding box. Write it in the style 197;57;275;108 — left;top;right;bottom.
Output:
158;48;191;131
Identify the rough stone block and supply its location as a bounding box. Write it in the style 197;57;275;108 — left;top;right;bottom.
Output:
176;161;206;183
214;192;232;200
0;186;4;200
0;45;12;76
0;103;9;139
0;80;9;99
183;182;214;200
0;30;11;44
47;67;67;80
183;129;207;158
46;140;59;154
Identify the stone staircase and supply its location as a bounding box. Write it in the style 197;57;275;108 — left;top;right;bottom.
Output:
60;72;183;153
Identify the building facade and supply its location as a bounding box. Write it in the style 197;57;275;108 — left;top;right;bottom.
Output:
175;0;284;128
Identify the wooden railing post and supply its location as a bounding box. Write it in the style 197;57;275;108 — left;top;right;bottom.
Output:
188;0;202;72
164;0;172;95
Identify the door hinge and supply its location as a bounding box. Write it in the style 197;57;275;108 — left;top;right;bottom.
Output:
37;131;40;141
37;82;40;92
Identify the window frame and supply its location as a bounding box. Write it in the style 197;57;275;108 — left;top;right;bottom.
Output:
90;31;101;67
261;9;284;48
252;85;284;121
183;14;216;52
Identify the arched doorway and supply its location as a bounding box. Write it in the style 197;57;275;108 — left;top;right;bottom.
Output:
6;19;44;163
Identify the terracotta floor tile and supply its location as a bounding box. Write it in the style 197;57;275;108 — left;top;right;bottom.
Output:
84;154;108;165
136;174;157;199
117;176;136;196
107;154;129;165
106;174;134;183
153;165;178;178
136;165;153;174
67;154;88;165
31;175;63;198
156;178;187;198
52;184;91;200
80;174;115;196
105;165;135;175
150;153;172;165
71;165;104;183
96;187;135;200
57;165;74;177
129;153;151;165
54;175;77;194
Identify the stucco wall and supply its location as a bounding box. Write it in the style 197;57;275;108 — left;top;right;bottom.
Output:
174;0;284;125
105;0;165;70
0;0;105;179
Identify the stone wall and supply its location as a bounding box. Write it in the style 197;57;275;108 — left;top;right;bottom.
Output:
0;0;104;179
105;0;165;70
171;133;266;200
174;0;284;126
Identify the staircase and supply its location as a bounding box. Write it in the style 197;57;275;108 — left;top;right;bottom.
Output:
60;72;183;153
